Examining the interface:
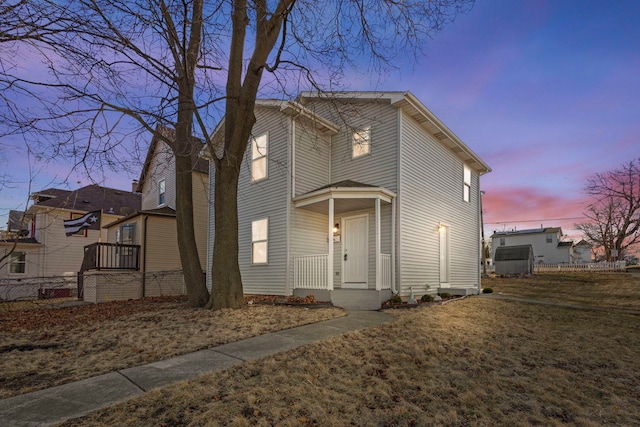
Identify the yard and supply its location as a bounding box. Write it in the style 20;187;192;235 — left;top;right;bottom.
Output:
3;272;640;426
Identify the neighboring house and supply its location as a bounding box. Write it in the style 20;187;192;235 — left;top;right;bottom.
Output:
490;227;573;264
96;127;209;302
573;239;593;263
205;91;491;309
1;185;140;299
494;245;534;275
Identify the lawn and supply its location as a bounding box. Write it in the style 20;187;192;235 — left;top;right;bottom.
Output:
55;272;640;426
0;296;345;399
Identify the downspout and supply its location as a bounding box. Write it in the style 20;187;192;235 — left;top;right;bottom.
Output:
142;215;148;298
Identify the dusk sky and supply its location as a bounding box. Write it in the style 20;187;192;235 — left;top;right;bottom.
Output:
1;0;639;245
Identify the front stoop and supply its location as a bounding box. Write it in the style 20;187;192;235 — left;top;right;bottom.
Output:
330;289;392;310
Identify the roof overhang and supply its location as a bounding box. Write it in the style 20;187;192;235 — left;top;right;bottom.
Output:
293;186;396;215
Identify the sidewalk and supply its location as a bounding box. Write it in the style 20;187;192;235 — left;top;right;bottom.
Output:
0;310;394;427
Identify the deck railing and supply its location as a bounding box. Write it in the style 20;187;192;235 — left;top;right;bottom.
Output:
81;242;141;272
293;254;328;289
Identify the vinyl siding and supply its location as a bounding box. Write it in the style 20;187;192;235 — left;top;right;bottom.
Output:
293;120;331;196
144;216;182;271
398;111;480;294
236;107;290;295
140;142;176;210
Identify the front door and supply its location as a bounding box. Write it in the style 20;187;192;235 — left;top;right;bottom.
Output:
343;214;368;288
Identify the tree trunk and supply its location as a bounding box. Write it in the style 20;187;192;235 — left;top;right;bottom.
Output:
207;161;244;310
173;133;210;307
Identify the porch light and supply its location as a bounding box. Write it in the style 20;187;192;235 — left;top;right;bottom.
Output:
333;223;340;235
437;223;445;233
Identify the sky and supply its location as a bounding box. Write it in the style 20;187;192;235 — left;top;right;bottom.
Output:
1;0;639;246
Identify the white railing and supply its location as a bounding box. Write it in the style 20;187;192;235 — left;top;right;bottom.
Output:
380;254;391;290
293;254;328;289
534;261;626;273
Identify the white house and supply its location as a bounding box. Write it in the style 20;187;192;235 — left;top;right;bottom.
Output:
573;239;593;263
490;227;573;265
205;92;491;309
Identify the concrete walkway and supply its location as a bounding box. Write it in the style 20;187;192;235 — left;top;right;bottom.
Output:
0;310;394;427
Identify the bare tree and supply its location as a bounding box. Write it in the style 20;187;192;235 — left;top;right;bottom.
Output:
2;0;475;309
577;159;640;261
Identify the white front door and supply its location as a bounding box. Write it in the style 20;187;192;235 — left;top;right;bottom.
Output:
343;214;368;287
439;224;450;286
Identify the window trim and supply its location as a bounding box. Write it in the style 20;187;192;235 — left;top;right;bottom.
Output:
463;165;471;202
352;126;371;159
251;217;269;264
9;251;26;274
158;179;166;206
251;133;268;182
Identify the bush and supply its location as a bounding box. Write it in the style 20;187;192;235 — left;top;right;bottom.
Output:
420;294;434;302
482;288;493;294
439;292;452;299
388;294;403;304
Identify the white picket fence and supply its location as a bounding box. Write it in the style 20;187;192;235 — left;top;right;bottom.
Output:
534;261;626;273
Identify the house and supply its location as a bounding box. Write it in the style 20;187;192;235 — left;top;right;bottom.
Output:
490;227;573;265
89;127;209;303
573;239;593;263
1;185;140;300
205;91;491;309
494;245;534;275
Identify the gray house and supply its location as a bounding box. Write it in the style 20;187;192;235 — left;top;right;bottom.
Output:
494;245;534;275
205;92;491;309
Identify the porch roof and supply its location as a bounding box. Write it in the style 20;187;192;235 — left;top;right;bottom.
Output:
293;180;396;214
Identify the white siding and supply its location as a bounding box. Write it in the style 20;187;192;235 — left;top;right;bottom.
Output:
398;111;480;294
293;120;331;196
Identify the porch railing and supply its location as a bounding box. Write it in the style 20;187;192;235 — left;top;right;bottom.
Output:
81;242;141;272
293;254;328;289
380;254;391;290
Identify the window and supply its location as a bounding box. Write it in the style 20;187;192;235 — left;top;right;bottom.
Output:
251;218;268;264
251;133;268;182
352;127;371;158
463;165;471;202
500;238;505;246
546;234;553;243
9;251;26;274
158;179;166;205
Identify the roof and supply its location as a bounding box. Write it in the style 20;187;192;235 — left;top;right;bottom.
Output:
312;180;378;191
495;245;534;261
137;125;209;192
558;241;573;248
8;210;29;231
297;91;491;175
491;227;563;238
575;239;592;247
30;188;72;203
103;206;176;229
0;237;39;245
28;184;141;216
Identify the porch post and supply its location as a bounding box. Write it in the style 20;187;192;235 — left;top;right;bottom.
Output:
328;198;334;291
375;197;381;290
391;196;396;293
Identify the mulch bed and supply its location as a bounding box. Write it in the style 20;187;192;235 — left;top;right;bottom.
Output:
381;295;465;309
244;294;333;308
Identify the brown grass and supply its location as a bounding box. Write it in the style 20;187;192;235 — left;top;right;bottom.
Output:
0;297;345;399
483;272;640;309
59;273;640;427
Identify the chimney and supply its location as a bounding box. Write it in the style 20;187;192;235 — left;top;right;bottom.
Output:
132;180;139;193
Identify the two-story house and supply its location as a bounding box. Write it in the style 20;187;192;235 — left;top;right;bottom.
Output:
89;126;209;302
205;91;491;309
0;185;140;300
490;227;573;265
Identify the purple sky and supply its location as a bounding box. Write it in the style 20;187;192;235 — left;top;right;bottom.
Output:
2;0;639;247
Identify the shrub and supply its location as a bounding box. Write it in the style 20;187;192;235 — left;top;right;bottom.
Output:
420;294;434;302
388;294;403;304
482;288;493;294
439;292;452;299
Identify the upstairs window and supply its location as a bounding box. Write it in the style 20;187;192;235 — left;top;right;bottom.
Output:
352;127;371;158
158;179;166;206
546;234;554;243
251;133;268;182
463;165;471;202
9;251;26;274
251;218;268;264
500;238;505;246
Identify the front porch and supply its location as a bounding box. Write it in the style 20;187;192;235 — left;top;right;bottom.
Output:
291;181;397;309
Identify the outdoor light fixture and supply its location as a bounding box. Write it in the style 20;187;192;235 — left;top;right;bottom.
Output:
333;223;340;235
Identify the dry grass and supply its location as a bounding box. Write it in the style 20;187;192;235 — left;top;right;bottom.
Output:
60;273;640;427
0;297;345;399
483;272;640;309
